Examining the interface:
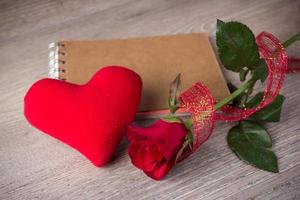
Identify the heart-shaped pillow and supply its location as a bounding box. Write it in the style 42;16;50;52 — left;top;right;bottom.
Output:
24;66;142;166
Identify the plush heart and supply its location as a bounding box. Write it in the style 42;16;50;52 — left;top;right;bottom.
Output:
24;66;142;166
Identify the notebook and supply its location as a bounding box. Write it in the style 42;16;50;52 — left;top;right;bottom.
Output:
48;33;229;114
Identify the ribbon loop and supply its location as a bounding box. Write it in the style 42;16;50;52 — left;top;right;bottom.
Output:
180;82;215;150
288;57;300;73
215;32;288;121
180;32;289;152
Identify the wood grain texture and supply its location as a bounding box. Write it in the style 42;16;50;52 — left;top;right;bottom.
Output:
0;0;300;199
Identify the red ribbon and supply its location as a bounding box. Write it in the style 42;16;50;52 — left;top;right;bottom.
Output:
215;32;288;121
288;57;300;73
180;82;215;150
180;32;290;153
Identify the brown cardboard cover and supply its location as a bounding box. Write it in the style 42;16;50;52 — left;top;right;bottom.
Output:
58;33;229;111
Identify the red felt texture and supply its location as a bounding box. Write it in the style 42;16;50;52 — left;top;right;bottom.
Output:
24;66;142;166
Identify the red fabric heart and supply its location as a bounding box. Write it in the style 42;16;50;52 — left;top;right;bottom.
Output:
24;66;142;166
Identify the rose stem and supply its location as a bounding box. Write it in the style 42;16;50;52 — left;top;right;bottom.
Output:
213;32;300;111
283;32;300;48
183;77;255;126
183;32;299;125
214;77;256;111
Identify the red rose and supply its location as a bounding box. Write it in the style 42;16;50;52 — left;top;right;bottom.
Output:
127;119;187;180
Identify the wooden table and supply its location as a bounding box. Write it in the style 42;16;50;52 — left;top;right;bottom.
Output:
1;0;300;199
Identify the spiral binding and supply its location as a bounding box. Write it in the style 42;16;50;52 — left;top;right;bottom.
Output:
48;42;66;80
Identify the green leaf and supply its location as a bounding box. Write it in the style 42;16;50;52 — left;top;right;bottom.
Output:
216;20;259;72
168;74;181;114
227;83;246;107
175;118;194;163
184;117;193;129
161;115;182;123
227;121;278;173
175;140;189;163
184;118;194;144
217;19;225;27
246;93;285;122
239;68;249;82
252;59;268;83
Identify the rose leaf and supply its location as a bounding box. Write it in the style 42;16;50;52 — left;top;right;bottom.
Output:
168;73;181;114
252;59;268;83
227;121;278;173
246;93;285;122
216;20;259;72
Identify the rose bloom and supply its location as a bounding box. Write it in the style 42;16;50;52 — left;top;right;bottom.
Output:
126;119;187;180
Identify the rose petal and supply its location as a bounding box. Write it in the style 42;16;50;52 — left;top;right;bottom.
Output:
127;119;187;180
128;140;164;172
128;140;146;169
144;160;175;180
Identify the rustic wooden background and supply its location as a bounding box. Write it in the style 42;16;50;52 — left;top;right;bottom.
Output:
1;0;300;199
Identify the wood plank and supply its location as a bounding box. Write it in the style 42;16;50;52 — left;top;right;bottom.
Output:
0;0;299;199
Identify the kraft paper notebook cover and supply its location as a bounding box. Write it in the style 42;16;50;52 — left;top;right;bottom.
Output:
48;33;229;113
